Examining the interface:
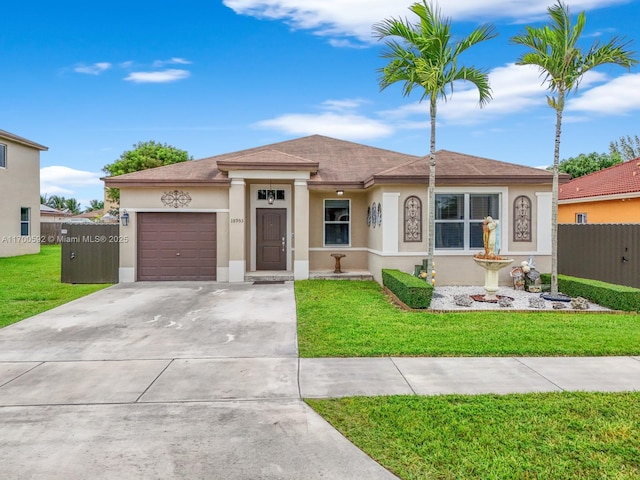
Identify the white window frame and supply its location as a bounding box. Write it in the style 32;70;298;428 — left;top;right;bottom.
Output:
434;187;508;254
0;144;6;168
323;198;351;247
20;207;30;236
576;212;587;224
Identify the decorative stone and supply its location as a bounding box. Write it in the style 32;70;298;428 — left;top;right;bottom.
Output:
552;302;567;310
498;297;513;308
528;297;546;309
571;296;590;310
454;295;474;307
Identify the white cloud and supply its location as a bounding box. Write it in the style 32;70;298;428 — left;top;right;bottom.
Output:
152;57;192;67
40;166;103;196
567;73;640;114
223;0;628;43
256;112;393;139
74;62;112;75
124;69;191;83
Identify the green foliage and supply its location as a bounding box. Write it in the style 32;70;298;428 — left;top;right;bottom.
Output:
541;273;640;311
555;151;622;178
382;269;433;309
307;392;640;479
610;134;640;161
85;199;104;212
0;246;110;328
42;194;82;214
103;140;192;203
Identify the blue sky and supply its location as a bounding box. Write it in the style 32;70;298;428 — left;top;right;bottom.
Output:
3;0;640;207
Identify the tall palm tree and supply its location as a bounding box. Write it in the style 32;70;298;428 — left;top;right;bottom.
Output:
374;1;497;274
512;1;637;295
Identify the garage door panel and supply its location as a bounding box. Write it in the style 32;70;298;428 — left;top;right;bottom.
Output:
137;213;217;281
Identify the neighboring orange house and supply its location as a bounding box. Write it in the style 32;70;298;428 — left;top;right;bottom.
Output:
558;158;640;224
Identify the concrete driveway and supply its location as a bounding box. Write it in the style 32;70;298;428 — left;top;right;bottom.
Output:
0;282;396;480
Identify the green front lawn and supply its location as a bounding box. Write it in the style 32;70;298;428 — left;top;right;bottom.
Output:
307;392;640;480
0;245;111;328
295;280;640;357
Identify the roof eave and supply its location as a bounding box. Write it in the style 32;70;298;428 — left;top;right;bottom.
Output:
103;178;231;188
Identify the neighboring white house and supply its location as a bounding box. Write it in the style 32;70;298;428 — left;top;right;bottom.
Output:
0;129;48;257
105;135;562;286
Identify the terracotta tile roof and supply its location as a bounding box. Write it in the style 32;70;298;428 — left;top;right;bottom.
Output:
104;135;557;188
0;129;48;151
559;158;640;201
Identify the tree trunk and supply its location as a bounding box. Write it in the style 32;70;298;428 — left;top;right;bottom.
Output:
426;95;437;276
551;90;564;296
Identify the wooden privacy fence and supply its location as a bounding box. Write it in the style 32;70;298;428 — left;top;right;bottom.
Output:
61;223;120;283
558;224;640;288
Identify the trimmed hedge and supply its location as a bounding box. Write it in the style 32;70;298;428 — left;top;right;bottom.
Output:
541;274;640;312
382;269;433;309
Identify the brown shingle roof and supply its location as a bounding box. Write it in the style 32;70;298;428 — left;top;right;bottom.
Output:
559;158;640;201
103;135;558;188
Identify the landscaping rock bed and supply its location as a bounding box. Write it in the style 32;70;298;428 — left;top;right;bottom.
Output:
429;286;610;311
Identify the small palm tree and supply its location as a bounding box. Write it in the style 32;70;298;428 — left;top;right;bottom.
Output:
512;0;637;295
374;1;497;272
85;199;104;213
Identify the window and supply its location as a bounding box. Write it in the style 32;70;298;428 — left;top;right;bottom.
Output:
435;193;500;249
576;213;587;224
324;199;350;246
513;195;532;242
20;207;30;236
257;189;285;201
0;144;6;168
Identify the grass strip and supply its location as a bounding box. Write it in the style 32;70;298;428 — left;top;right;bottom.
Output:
307;392;640;480
0;245;111;328
295;280;640;357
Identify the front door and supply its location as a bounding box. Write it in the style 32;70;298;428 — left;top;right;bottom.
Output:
256;208;286;270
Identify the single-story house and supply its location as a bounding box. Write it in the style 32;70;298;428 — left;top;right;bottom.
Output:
104;135;562;285
559;158;640;224
40;204;71;223
0;129;48;257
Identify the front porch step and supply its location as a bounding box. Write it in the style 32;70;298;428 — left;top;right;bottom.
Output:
309;270;374;281
244;272;294;282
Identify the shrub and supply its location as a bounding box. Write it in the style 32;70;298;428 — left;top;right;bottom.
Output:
382;269;433;309
541;274;640;312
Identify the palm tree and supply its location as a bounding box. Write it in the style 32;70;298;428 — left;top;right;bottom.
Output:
85;199;104;213
512;0;637;295
63;198;82;215
374;1;497;274
46;195;67;211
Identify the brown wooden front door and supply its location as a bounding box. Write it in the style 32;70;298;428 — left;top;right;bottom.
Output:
256;208;286;270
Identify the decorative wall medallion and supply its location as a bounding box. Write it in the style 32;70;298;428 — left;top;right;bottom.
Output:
371;201;378;228
161;190;192;208
377;202;382;225
367;206;371;226
404;196;422;242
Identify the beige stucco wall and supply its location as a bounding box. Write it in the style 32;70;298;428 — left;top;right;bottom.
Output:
309;190;370;271
0;139;41;257
118;186;230;281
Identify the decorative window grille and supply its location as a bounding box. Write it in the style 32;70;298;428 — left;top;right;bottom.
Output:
513;195;531;242
404;196;422;242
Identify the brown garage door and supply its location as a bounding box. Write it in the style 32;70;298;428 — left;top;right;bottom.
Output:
138;212;217;281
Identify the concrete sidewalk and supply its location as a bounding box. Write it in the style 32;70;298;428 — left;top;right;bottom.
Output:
300;356;640;398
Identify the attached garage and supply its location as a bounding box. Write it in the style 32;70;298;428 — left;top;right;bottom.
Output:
137;212;217;281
